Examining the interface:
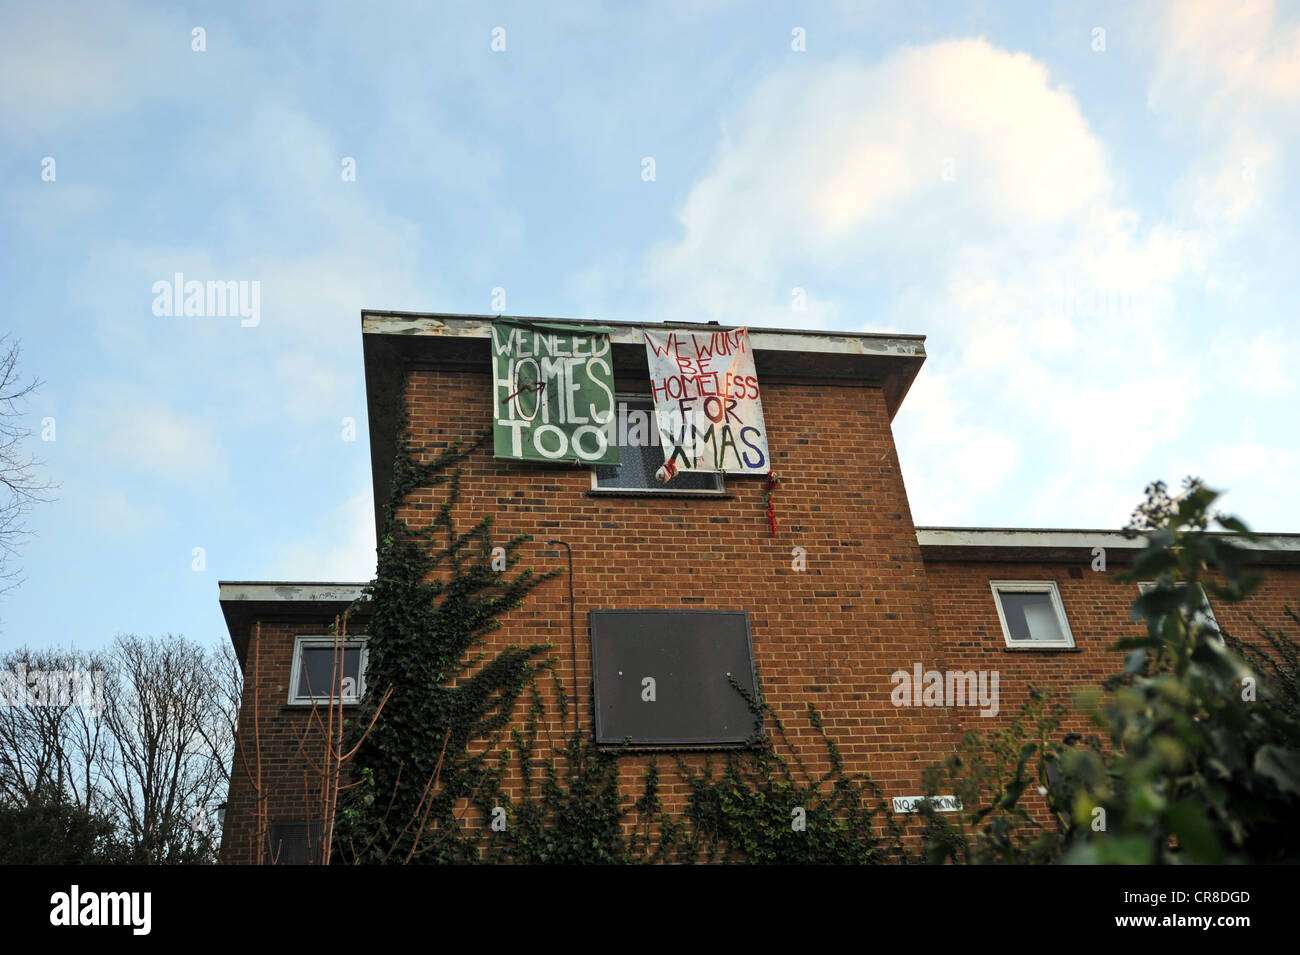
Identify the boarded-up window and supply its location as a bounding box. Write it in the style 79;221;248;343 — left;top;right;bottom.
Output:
589;610;761;747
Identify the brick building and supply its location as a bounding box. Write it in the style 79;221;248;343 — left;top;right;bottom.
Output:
217;312;1300;863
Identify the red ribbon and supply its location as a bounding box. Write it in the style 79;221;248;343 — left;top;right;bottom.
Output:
763;471;780;536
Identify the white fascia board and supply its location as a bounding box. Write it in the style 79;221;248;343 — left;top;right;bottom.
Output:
916;529;1143;551
360;312;926;360
916;527;1300;555
218;582;368;604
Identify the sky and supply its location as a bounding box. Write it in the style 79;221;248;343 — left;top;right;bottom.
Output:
1;0;1297;654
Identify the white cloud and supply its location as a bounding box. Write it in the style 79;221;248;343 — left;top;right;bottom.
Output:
1242;330;1290;396
642;30;1294;527
1146;0;1300;231
646;40;1114;324
1205;442;1300;530
84;387;227;489
894;368;1019;523
0;1;237;139
3;184;110;239
84;488;157;533
275;353;345;421
1148;0;1300;116
274;492;376;582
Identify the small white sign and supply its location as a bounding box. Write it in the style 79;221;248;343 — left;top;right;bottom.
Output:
892;795;963;813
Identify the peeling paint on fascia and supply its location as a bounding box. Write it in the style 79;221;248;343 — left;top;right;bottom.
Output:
915;528;1300;555
364;316;926;358
220;583;368;603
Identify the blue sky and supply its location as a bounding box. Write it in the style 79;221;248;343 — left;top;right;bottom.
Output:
1;0;1297;653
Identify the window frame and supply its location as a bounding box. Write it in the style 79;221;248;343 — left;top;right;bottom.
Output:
589;393;726;495
287;635;368;706
989;580;1076;649
1137;580;1222;642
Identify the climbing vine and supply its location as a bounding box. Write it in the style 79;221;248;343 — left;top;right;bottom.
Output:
334;373;905;864
335;391;560;863
673;688;906;864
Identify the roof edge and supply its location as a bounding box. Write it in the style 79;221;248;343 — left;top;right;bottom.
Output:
360;309;927;345
362;310;927;542
917;527;1300;565
219;582;371;668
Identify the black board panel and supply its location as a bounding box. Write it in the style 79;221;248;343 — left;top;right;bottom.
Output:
589;609;760;747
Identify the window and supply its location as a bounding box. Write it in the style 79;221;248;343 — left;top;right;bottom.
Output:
592;396;724;493
1137;581;1222;641
589;610;761;747
990;581;1075;649
287;636;367;705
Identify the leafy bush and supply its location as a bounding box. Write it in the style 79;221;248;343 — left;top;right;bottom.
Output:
338;385;902;864
0;783;124;864
918;479;1300;864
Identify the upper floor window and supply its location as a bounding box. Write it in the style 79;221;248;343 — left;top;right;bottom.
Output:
1137;581;1222;641
288;636;367;705
592;396;724;493
990;581;1075;649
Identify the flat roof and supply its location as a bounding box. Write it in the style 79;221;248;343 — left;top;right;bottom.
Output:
361;310;928;541
916;527;1300;565
360;309;927;349
218;582;369;664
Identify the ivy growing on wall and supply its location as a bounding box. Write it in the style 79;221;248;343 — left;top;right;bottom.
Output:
336;402;560;863
674;696;906;864
332;376;1300;866
334;373;906;864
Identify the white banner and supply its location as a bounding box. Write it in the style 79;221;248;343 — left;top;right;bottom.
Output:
643;327;770;475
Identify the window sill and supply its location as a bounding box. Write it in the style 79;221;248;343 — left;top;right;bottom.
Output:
283;701;364;711
597;740;763;753
586;490;735;499
1001;646;1082;653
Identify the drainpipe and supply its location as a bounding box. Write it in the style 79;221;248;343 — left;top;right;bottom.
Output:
547;539;579;735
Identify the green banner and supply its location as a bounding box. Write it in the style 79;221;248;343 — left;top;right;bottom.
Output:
490;318;620;464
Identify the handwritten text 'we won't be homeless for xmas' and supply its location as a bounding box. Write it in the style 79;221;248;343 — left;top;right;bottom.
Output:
645;328;768;473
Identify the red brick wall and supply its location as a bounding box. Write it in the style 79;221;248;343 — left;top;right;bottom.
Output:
393;367;956;825
219;621;365;864
219;359;1300;859
925;559;1300;737
922;557;1300;821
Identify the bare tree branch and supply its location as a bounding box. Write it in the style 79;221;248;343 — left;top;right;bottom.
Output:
0;335;58;600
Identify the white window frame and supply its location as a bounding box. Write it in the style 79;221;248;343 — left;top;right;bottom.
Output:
589;394;726;495
1137;581;1222;642
989;580;1076;649
287;635;368;706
